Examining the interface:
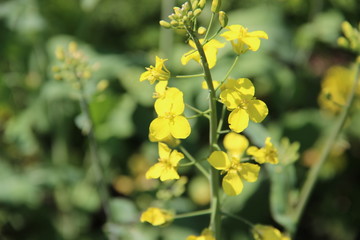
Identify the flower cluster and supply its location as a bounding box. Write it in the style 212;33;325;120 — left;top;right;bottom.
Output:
208;133;278;196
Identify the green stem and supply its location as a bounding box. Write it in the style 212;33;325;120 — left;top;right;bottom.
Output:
216;55;239;92
216;105;227;138
186;27;221;239
76;79;112;222
176;73;205;78
204;13;215;41
179;145;210;180
291;61;360;233
222;211;254;228
174;209;212;219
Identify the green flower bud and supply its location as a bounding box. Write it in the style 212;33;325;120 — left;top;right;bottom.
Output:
198;0;206;9
182;2;190;12
337;37;349;48
174;7;181;15
198;27;207;35
218;11;228;27
342;21;353;39
211;0;221;13
187;10;194;18
159;20;171;28
170;20;179;27
193;8;202;17
191;0;199;10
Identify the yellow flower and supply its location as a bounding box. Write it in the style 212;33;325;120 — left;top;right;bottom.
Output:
247;137;279;164
153;81;168;99
221;25;268;54
150;87;191;139
252;224;291;240
181;39;225;69
186;228;216;240
146;142;184;181
140;207;174;226
220;78;268;133
140;56;170;84
318;65;360;114
208;132;259;196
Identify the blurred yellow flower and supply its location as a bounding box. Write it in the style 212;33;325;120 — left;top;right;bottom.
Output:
146;142;184;181
149;87;191;139
140;56;170;84
140;207;174;226
318;65;360;114
207;132;259;196
247;137;279;164
221;25;268;54
181;39;225;69
252;224;291;240
220;78;268;133
186;228;215;240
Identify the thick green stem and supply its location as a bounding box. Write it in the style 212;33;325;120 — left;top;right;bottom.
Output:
77;80;112;222
186;27;221;239
291;61;360;233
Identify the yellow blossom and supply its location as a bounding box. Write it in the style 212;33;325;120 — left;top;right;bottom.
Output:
153;81;168;99
140;207;174;226
208;132;259;196
140;56;170;84
318;65;360;114
252;224;291;240
150;87;191;139
247;137;279;164
221;25;268;54
220;78;268;133
186;228;216;240
146;142;184;181
181;39;225;69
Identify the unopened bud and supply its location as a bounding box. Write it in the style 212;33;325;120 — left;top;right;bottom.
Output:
160;20;171;28
337;37;349;48
191;0;199;10
182;2;190;12
174;7;181;15
170;20;179;27
211;0;221;13
187;11;194;18
193;8;202;17
218;11;228;27
198;0;206;8
342;21;353;38
198;27;206;35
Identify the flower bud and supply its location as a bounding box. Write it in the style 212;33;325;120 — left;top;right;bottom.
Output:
191;0;199;10
193;8;202;17
55;47;65;61
218;11;228;27
342;21;353;38
337;37;349;48
198;0;206;9
170;20;179;27
182;2;190;12
187;10;194;18
198;27;207;35
68;42;77;53
173;7;181;15
211;0;221;13
159;20;171;28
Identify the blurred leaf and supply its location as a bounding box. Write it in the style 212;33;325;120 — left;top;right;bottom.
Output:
110;198;138;224
71;181;101;212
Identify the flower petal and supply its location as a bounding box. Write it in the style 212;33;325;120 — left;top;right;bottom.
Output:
220;89;241;110
223;132;249;156
149;118;171;140
247;30;269;39
170;116;191;139
158;142;171;160
247;99;268;123
239;163;260;182
169;149;184;166
145;162;164;179
208;151;231;170
234;78;255;97
222;170;243;196
228;108;249;133
242;37;261;51
181;49;200;66
159;167;180;181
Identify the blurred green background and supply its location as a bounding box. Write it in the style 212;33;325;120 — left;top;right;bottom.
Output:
0;0;360;239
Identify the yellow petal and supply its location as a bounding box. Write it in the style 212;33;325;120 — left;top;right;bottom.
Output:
155;88;184;116
239;163;260;182
228;108;249;133
247;146;266;164
220;89;241;110
234;78;255;97
223;132;249;156
140;71;151;82
169;149;184;166
170;116;191;139
160;167;180;181
247;30;269;39
181;49;200;66
205;47;218;69
208;151;230;170
247;99;268;123
149;118;171;140
242;37;261;51
158;142;171;160
140;207;173;226
220;25;242;41
222;170;243;196
145;162;165;179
